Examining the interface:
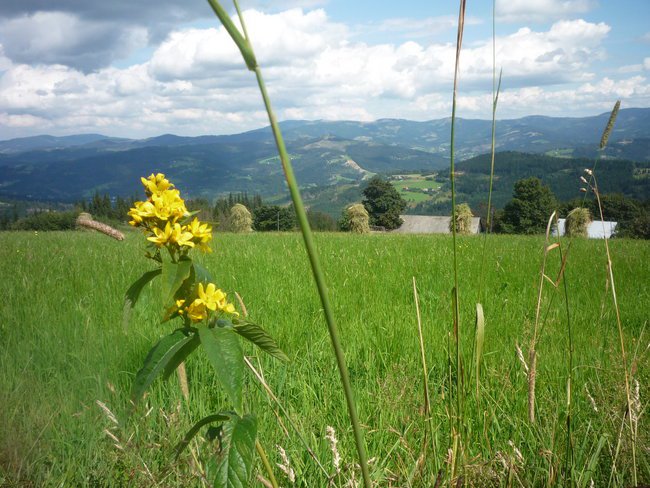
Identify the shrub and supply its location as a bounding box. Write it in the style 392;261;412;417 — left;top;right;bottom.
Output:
565;207;591;238
10;211;79;231
230;204;253;233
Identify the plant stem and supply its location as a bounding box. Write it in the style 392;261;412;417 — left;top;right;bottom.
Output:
592;179;637;486
252;64;371;488
450;0;467;444
255;439;279;488
212;2;372;485
413;277;438;470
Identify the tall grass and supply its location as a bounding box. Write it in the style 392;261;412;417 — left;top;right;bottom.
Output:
1;231;648;486
205;1;371;485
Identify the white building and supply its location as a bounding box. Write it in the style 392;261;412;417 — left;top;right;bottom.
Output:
554;219;618;239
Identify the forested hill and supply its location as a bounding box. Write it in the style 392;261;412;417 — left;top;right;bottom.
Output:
410;151;650;215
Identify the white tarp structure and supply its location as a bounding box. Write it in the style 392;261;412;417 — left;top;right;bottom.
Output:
554;219;618;239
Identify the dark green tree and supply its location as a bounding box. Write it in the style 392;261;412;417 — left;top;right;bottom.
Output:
307;210;337;231
253;205;295;231
362;176;407;230
497;177;557;234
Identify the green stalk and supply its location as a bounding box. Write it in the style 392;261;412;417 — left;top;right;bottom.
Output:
450;0;467;440
205;2;372;487
255;440;279;488
477;0;502;302
555;214;574;486
251;61;371;488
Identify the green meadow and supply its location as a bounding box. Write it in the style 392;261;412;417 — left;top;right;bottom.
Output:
1;230;648;486
391;176;442;204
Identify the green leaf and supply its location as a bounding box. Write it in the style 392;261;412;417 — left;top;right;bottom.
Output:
198;325;244;414
123;268;162;329
131;329;195;404
174;412;231;459
214;415;257;488
193;262;214;284
161;259;192;306
162;333;200;381
232;319;289;363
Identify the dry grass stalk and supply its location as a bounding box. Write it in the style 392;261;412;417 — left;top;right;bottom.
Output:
599;100;620;149
177;362;189;401
95;399;119;425
326;426;341;475
76;213;125;241
276;445;296;484
528;211;558;423
515;343;529;374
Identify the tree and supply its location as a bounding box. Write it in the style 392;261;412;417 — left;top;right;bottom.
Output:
450;203;473;235
253;205;295;231
339;203;370;233
362;176;407;230
307;210;337;231
497;177;557;234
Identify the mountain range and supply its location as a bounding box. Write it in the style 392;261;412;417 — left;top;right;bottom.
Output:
0;108;649;211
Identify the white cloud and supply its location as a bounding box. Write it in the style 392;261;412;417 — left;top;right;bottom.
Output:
645;58;650;71
0;8;645;139
496;0;595;23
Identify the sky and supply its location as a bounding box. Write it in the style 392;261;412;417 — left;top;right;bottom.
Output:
0;0;649;139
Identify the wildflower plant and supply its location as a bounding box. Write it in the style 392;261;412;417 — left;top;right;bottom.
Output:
125;173;288;487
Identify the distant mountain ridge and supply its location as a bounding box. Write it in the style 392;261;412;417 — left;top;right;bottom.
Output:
3;108;649;159
0;108;649;208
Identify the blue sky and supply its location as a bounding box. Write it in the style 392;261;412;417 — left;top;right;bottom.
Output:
0;0;648;139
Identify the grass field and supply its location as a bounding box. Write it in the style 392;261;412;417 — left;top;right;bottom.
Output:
1;229;648;486
391;177;442;204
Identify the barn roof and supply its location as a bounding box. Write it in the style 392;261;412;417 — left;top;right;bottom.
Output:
393;215;482;234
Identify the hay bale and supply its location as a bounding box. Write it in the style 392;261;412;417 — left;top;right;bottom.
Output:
565;207;591;238
230;204;253;233
450;203;473;235
343;204;370;234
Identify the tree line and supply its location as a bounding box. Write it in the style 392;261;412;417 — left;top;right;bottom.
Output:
2;178;648;238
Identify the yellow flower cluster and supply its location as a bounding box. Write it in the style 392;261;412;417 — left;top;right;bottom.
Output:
128;173;213;253
176;283;238;322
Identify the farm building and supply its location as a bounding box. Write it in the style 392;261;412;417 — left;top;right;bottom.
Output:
392;215;483;234
554;219;618;239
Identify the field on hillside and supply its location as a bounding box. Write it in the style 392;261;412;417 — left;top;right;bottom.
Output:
1;230;649;487
390;175;443;204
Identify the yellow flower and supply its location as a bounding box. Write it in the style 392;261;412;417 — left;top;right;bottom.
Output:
128;200;156;226
185;299;207;322
151;189;188;222
187;217;212;240
141;173;173;195
196;283;239;316
147;222;195;248
197;283;226;311
186;218;213;252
